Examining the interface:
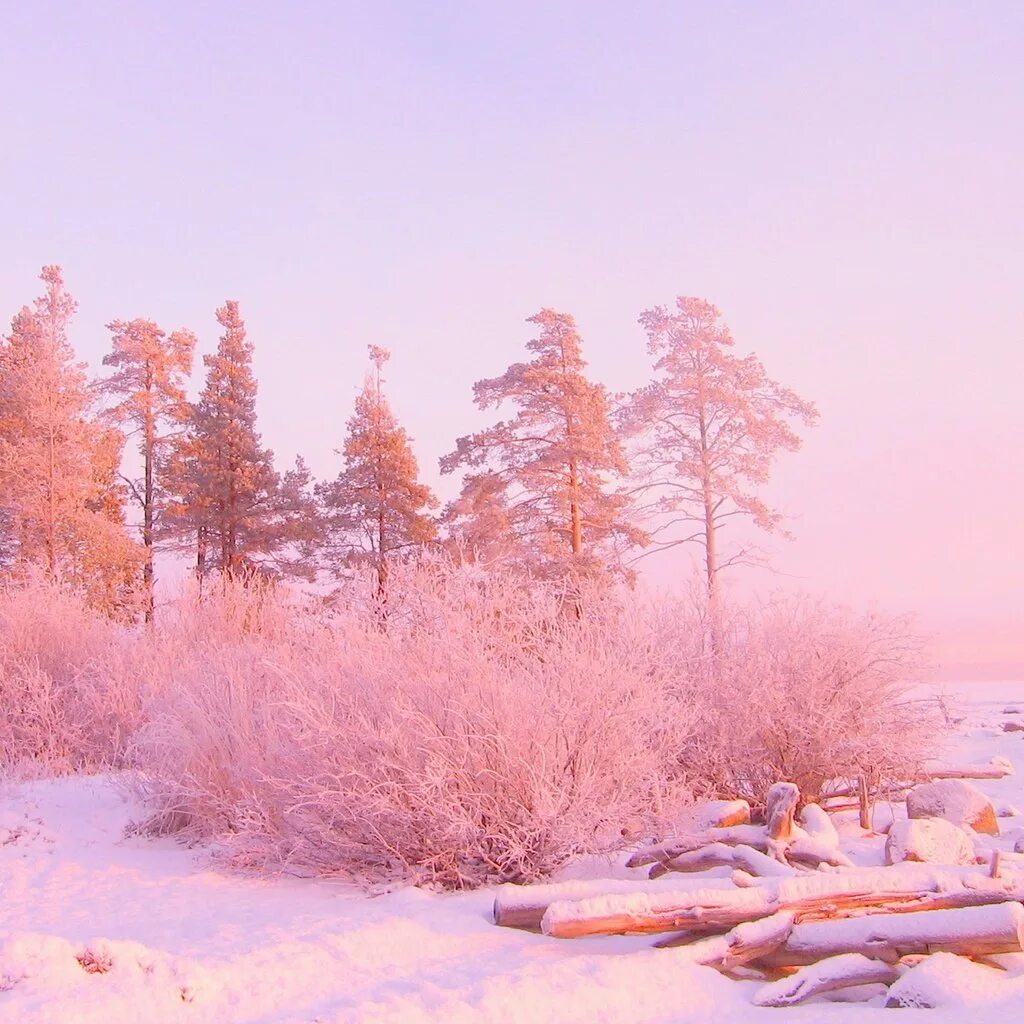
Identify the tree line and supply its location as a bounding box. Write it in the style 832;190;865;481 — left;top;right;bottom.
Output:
0;265;818;619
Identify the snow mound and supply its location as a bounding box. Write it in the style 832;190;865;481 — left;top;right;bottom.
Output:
885;952;1008;1008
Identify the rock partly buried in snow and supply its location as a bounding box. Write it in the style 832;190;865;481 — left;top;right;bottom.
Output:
906;779;1000;836
885;952;1006;1008
692;800;751;829
1002;721;1024;733
884;817;975;866
1003;706;1022;715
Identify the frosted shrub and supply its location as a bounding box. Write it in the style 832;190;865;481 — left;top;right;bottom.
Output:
683;596;936;805
0;574;138;775
136;567;696;887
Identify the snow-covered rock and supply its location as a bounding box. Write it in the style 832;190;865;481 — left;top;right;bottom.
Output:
692;799;750;829
884;817;975;865
906;778;1000;835
885;952;1008;1008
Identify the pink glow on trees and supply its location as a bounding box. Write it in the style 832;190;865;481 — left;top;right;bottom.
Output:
441;309;642;582
0;266;141;612
623;297;818;606
164;301;318;583
102;318;196;620
318;345;437;604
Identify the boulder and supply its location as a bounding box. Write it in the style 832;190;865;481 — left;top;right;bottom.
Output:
884;817;975;866
907;779;999;836
1002;721;1024;733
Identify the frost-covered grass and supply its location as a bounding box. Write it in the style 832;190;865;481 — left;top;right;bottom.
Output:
0;681;1022;1023
1;568;936;886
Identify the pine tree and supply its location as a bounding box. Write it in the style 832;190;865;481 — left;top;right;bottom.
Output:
623;296;818;607
0;266;142;611
102;318;196;619
163;300;317;582
318;345;436;603
441;309;641;581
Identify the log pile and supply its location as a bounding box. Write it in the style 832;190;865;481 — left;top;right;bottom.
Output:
492;780;1024;1007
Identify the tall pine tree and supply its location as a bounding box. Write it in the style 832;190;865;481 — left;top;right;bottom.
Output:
164;300;317;582
318;345;436;603
441;309;642;582
102;318;196;619
0;266;141;612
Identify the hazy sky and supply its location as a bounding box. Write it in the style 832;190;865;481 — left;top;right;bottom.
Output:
2;2;1021;670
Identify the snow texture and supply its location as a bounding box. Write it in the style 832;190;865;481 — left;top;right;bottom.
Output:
884;816;977;865
2;679;1024;1022
907;778;1000;835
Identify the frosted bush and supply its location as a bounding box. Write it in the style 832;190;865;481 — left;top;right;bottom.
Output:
135;566;697;887
680;595;937;806
0;574;139;775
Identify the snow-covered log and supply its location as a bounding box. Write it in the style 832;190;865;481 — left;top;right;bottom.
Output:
492;875;734;931
625;825;769;869
540;867;1024;939
753;953;898;1006
757;902;1024;967
542;886;773;938
649;843;795;880
925;756;1013;781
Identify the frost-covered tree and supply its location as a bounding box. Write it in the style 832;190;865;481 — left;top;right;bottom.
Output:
164;301;318;582
102;318;196;619
0;266;142;612
622;297;818;606
318;345;436;603
441;309;641;581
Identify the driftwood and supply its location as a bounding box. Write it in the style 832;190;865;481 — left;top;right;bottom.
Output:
766;782;799;845
497;779;1024;1006
540;867;1024;939
492;876;734;931
648;843;795;880
757;902;1024;967
753;953;899;1006
823;758;1014;803
926;757;1013;781
626;825;769;869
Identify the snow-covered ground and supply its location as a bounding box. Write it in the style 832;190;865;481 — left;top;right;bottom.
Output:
2;680;1023;1023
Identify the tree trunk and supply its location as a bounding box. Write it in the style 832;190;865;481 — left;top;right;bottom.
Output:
858;776;872;830
143;404;154;623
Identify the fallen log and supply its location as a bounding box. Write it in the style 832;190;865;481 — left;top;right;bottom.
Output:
542;885;774;938
626;825;770;869
753;953;899;1006
492;875;735;931
923;756;1013;781
649;843;795;880
721;911;796;969
541;867;1024;939
756;902;1024;967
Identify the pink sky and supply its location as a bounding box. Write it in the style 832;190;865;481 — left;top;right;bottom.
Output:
1;3;1021;672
